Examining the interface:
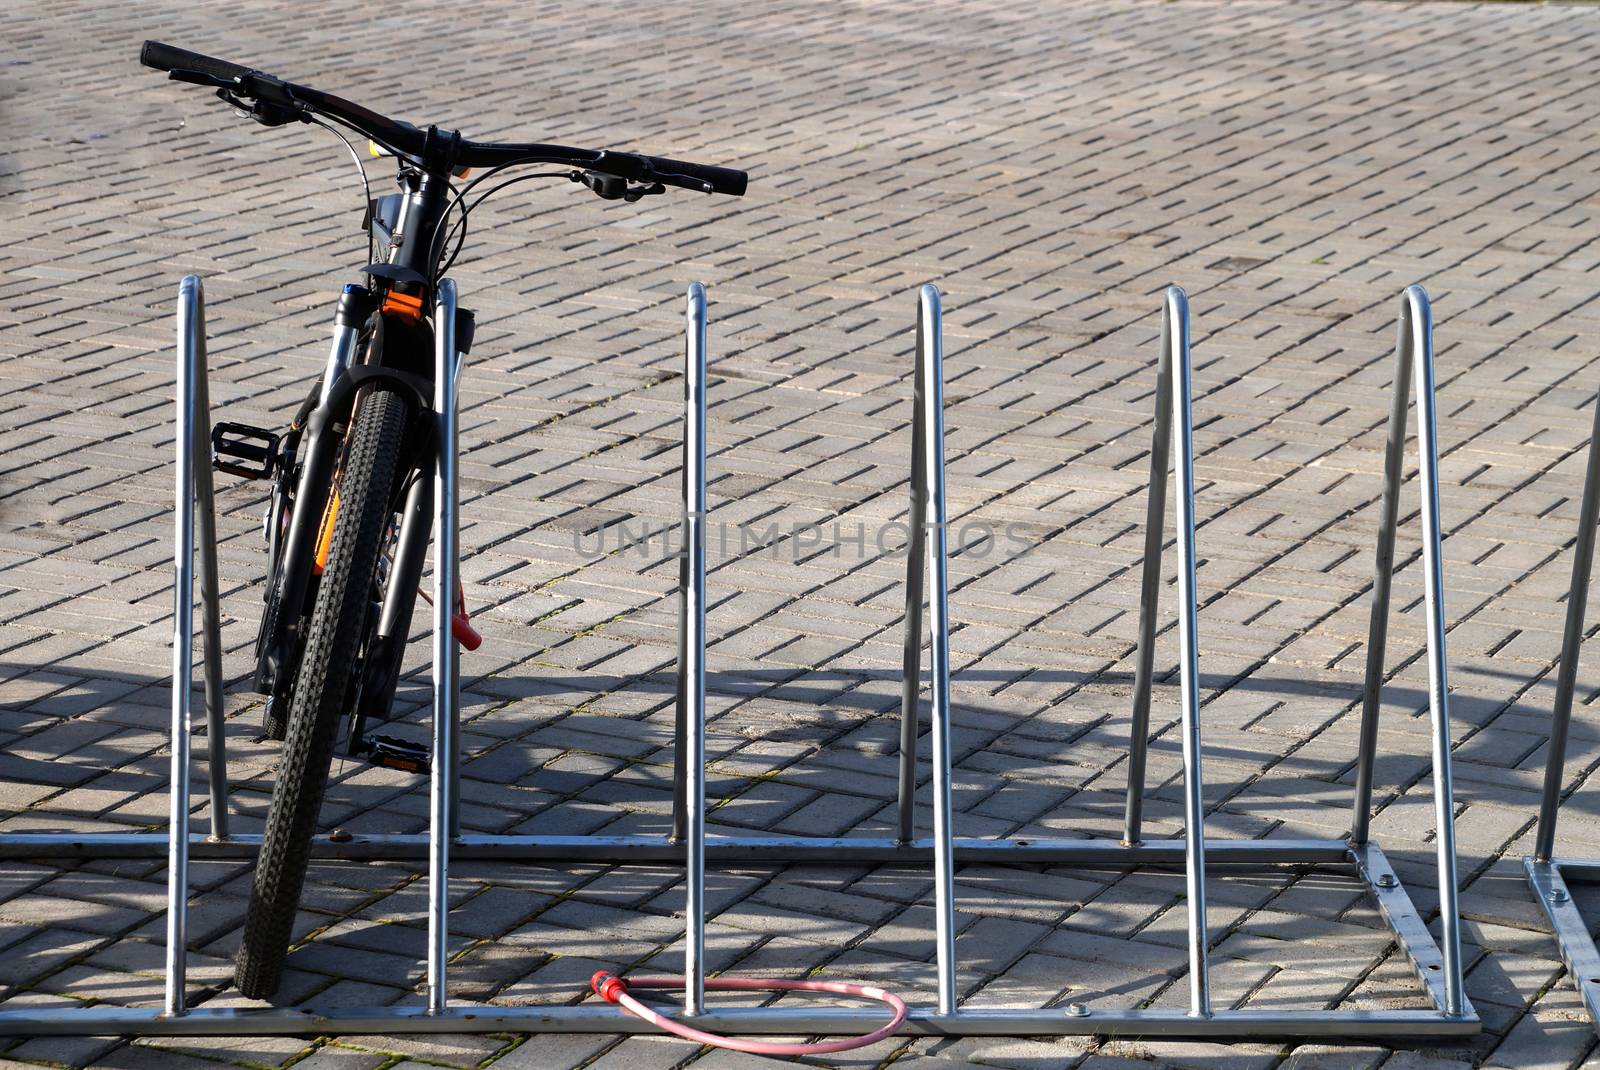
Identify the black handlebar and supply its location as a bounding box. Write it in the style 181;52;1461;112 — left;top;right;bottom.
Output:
139;40;748;197
600;153;750;200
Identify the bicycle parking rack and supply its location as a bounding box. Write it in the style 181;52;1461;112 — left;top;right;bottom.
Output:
0;280;1478;1038
1527;372;1600;1037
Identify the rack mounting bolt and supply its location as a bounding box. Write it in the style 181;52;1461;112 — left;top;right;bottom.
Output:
1375;873;1398;890
1065;1002;1090;1018
1549;886;1570;904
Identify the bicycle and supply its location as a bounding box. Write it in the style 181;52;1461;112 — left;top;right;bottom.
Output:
140;41;747;999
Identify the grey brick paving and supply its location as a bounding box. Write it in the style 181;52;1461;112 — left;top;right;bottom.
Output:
5;0;1600;1066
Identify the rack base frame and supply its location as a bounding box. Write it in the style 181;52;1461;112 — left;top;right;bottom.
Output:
1526;857;1600;1031
0;1005;1471;1040
0;836;1473;1037
0;281;1478;1040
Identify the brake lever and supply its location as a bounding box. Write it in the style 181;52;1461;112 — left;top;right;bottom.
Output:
651;171;714;195
168;68;239;90
598;151;715;196
215;85;309;128
622;181;666;203
573;170;666;203
164;65;292;126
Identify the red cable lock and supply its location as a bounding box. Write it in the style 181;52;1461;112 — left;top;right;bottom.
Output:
417;582;481;650
591;971;908;1056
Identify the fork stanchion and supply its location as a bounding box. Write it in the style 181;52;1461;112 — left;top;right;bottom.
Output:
427;278;461;1015
1163;287;1212;1016
682;283;710;1016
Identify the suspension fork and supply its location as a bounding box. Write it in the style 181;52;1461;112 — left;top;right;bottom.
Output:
346;312;475;754
255;287;374;692
257;397;346;693
348;470;433;754
257;371;435;695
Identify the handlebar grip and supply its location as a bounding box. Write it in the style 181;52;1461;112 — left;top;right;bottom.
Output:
650;156;748;197
140;40;256;83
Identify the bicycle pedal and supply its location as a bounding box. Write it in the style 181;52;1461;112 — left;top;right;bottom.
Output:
212;422;279;480
365;734;429;773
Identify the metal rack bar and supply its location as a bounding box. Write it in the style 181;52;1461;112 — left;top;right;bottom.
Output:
163;275;235;1017
0;832;1407;864
1161;287;1212;1017
1122;287;1176;848
896;310;930;847
1534;382;1600;862
0;1005;1479;1038
1344;287;1464;1014
426;279;461;1014
190;323;230;845
165;276;201;1016
908;284;960;1014
448;350;466;841
1406;288;1466;1019
671;539;690;845
1525;344;1600;1035
1351;294;1419;845
671;334;694;845
682;283;709;1016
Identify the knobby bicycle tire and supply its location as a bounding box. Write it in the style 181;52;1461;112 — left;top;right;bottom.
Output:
235;385;409;999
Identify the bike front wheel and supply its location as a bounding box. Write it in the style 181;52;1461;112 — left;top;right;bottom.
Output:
235;384;411;999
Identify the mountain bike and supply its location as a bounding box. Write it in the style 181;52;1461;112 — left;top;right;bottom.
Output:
140;41;747;999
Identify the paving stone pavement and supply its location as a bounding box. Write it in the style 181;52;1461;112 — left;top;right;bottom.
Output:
4;0;1600;1066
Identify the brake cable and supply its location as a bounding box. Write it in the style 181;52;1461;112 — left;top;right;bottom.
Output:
430;168;572;284
305;114;375;265
189;69;669;285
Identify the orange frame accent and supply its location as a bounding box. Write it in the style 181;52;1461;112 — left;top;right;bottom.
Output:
313;488;340;573
381;288;424;323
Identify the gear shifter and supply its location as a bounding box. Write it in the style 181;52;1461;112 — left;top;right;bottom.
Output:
573;169;665;203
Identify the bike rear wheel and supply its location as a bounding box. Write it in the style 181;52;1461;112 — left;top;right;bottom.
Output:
235;385;410;999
